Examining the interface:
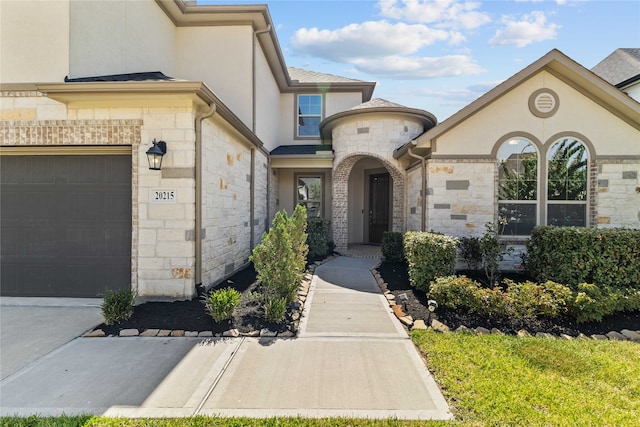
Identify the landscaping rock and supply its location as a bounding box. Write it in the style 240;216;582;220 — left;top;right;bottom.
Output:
260;328;277;337
411;319;428;330
119;329;139;337
606;331;627;341
517;329;531;337
591;334;608;340
621;329;640;342
185;331;198;337
223;329;240;338
242;330;260;337
290;311;301;321
431;319;450;333
392;305;406;318
385;293;396;301
170;330;185;337
577;333;590;340
560;334;574;340
455;325;473;334
536;332;555;339
475;327;491;335
490;328;503;335
278;330;295;338
198;331;213;337
84;329;105;338
157;330;171;337
140;329;159;337
399;316;413;327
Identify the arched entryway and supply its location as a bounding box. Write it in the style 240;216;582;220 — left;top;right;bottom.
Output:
332;153;405;252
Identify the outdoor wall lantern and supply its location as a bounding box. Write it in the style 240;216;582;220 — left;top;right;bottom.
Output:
146;139;167;170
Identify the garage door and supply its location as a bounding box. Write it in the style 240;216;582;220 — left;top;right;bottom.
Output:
1;154;132;297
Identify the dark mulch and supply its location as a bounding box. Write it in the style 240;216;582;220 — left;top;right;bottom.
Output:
98;265;292;336
378;261;640;336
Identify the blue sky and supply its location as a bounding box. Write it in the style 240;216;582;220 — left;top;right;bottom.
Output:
204;1;639;121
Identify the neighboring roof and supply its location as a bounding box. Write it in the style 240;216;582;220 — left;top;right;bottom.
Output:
288;68;366;84
395;49;640;160
64;72;174;83
320;98;437;140
591;48;640;87
270;144;332;156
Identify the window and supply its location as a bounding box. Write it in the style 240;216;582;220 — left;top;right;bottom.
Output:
547;138;588;227
297;95;322;137
297;175;323;218
498;138;538;235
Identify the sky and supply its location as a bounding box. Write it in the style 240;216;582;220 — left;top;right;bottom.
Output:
203;0;640;121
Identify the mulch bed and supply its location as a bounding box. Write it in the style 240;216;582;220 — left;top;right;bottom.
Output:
377;261;640;336
98;259;639;337
98;265;292;336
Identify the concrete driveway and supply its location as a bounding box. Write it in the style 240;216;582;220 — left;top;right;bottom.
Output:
0;297;103;380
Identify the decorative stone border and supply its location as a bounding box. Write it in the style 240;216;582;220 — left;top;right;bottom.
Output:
372;262;640;343
84;255;340;338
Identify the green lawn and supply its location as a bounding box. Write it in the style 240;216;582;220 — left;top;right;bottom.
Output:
3;331;639;427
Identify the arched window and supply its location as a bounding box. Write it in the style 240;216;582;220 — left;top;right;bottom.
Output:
546;138;588;227
497;138;538;235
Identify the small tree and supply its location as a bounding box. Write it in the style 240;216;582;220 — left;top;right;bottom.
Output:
250;206;308;321
480;221;513;287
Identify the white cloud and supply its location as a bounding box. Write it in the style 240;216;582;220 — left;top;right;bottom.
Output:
351;55;486;79
489;11;559;47
291;21;451;62
378;0;491;30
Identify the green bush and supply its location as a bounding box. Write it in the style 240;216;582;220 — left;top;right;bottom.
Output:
526;226;640;289
458;236;482;271
429;275;481;311
505;280;573;321
251;205;308;320
404;232;459;292
264;296;288;322
101;288;135;325
307;217;332;258
381;231;405;263
202;287;241;322
569;283;640;323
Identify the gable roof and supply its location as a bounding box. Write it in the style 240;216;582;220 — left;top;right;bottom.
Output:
288;68;366;84
64;72;174;83
397;49;640;159
591;48;640;87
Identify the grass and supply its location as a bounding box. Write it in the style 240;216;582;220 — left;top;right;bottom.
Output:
2;332;639;427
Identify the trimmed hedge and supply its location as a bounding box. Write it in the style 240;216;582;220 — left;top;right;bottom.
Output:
381;231;405;263
404;232;458;292
526;226;640;289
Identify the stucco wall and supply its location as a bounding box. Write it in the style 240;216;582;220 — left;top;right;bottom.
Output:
69;0;176;79
0;0;70;83
254;39;282;151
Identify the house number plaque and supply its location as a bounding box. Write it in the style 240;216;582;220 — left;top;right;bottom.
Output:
150;189;177;203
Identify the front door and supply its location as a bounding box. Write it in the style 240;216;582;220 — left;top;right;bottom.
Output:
368;173;390;244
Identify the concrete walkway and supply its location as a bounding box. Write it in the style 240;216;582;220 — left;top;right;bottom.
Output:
0;257;452;420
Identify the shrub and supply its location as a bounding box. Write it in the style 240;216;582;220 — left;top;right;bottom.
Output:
381;231;405;263
307;217;332;258
526;226;640;289
429;276;481;310
101;288;135;325
251;205;308;320
459;236;482;271
480;221;513;286
404;232;459;292
505;280;573;321
569;284;640;323
264;297;287;322
202;287;241;323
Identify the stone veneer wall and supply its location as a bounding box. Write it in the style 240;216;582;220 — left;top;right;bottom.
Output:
426;159;496;237
596;160;640;229
330;115;425;251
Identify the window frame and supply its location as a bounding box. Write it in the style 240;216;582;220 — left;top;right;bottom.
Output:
496;136;541;237
295;94;324;139
294;172;325;218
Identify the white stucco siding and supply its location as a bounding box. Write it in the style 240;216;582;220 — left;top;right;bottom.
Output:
69;0;176;79
434;71;639;157
0;0;70;83
177;26;253;127
200;118;253;288
326;93;365;117
254;40;282;151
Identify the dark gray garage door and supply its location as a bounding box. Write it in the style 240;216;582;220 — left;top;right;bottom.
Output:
1;155;132;297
